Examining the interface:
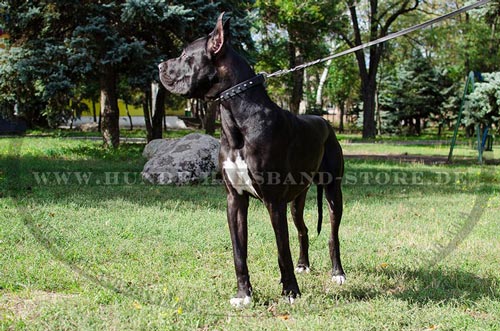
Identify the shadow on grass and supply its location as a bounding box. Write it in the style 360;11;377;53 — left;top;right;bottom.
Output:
334;266;498;307
394;267;498;304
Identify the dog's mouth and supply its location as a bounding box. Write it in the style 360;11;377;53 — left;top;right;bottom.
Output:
158;62;177;88
160;74;192;97
160;74;182;94
160;74;174;87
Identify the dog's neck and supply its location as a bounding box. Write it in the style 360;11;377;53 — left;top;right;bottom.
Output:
215;48;255;87
215;48;277;127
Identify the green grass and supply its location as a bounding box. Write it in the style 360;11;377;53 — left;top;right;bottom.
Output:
24;128;211;140
1;137;499;330
342;142;481;158
337;127;499;143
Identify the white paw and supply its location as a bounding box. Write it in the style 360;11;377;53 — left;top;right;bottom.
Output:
230;296;252;308
295;266;310;274
332;275;346;285
287;296;296;305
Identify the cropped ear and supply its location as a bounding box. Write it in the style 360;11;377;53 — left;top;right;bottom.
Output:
208;12;231;55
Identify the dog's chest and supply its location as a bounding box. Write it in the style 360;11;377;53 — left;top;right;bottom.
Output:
222;152;259;197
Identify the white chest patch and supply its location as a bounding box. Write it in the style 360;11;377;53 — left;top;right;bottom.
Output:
223;153;259;197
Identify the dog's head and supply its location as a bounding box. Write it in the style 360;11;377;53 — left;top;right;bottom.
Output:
158;13;230;99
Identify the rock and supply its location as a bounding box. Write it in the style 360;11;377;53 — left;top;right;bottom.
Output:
142;133;220;185
142;139;170;159
79;122;99;132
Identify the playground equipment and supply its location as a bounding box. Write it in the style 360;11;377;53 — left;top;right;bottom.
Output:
448;71;494;164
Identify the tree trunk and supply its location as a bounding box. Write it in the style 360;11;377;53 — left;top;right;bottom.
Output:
143;89;153;142
194;99;205;127
125;103;133;131
339;101;345;133
204;101;217;136
98;108;102;132
151;82;165;140
92;98;97;123
316;59;332;109
376;88;381;135
288;38;303;115
100;66;120;148
415;116;421;135
361;76;377;139
190;99;199;120
346;1;419;139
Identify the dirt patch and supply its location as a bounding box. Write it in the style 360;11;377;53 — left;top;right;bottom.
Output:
1;290;79;320
344;152;449;165
345;153;500;165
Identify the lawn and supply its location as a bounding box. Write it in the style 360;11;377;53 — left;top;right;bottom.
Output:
1;135;499;330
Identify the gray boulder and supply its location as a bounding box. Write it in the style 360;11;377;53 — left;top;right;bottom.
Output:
142;133;220;185
142;139;170;159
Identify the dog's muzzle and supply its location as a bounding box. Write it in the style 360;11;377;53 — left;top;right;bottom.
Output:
158;62;174;87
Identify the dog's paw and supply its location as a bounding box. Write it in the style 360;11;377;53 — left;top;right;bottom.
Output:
285;295;296;305
230;295;252;308
295;266;310;274
332;274;346;285
282;288;300;305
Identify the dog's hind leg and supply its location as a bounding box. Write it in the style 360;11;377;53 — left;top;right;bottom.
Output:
323;135;346;285
266;200;301;302
325;177;346;284
291;190;310;274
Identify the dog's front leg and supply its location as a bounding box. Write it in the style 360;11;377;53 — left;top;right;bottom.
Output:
226;192;252;307
266;201;301;302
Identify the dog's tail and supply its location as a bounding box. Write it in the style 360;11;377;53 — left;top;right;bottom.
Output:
317;184;323;235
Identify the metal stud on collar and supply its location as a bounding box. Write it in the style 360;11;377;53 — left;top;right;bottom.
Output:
215;74;266;102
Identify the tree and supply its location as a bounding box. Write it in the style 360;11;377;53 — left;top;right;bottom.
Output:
0;46;47;127
68;2;156;148
341;0;421;138
378;49;446;135
471;0;500;73
122;1;255;139
1;1;255;144
323;49;359;132
373;0;499;136
255;0;342;114
463;72;500;132
0;3;79;128
120;0;194;141
1;1;147;146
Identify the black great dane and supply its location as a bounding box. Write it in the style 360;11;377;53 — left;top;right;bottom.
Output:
159;13;345;307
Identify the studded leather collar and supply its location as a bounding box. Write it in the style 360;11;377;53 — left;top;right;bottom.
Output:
215;74;266;102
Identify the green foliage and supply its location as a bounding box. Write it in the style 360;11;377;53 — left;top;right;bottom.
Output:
257;0;340;42
379;50;448;134
254;0;342;105
0;44;68;127
1;1;254;130
463;72;500;128
324;52;360;107
68;15;148;72
1;0;498;135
